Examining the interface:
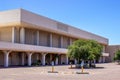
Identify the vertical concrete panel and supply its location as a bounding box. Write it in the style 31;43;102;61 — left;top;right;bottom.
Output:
15;27;20;43
39;31;49;46
0;27;12;42
106;46;120;62
25;28;37;45
52;34;59;48
63;36;69;48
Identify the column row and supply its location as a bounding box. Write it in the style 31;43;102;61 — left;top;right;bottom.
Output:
3;51;68;67
12;27;74;48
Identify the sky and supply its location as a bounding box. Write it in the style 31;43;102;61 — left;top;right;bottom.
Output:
0;0;120;45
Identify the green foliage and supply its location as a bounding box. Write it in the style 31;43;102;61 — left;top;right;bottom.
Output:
114;50;120;61
67;39;103;63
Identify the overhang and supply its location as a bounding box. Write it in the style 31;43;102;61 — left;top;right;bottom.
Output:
0;42;67;54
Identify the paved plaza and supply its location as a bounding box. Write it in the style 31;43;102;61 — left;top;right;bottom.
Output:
0;63;120;80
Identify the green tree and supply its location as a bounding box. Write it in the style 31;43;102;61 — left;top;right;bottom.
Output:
67;39;103;67
114;50;120;64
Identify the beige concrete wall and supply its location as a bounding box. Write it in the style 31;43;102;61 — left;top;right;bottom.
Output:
39;30;49;46
15;27;20;43
20;9;108;45
0;9;108;45
63;36;69;48
71;38;77;44
25;28;37;45
106;45;120;62
0;9;21;27
0;27;12;42
52;34;60;48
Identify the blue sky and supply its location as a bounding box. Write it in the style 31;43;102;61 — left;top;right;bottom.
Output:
0;0;120;45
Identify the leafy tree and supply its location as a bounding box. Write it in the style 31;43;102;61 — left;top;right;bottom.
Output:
67;39;103;67
114;50;120;64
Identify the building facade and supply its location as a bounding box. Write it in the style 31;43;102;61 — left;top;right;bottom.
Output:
0;9;109;67
106;45;120;62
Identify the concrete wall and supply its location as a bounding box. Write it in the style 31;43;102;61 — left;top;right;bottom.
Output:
106;45;120;62
0;9;20;27
63;36;69;48
52;34;60;48
25;28;37;45
23;28;78;48
0;27;12;42
0;9;108;45
39;30;49;46
15;27;20;43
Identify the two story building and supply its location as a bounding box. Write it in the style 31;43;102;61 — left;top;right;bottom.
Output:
0;9;109;67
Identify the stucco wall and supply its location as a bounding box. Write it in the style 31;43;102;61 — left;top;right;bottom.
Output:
15;27;20;43
63;36;69;48
0;9;108;45
0;27;12;42
25;28;37;45
106;45;120;62
39;30;49;46
52;34;60;48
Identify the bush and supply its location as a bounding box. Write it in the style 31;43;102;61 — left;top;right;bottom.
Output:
114;50;120;64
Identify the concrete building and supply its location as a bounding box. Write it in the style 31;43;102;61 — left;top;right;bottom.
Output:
106;45;120;62
0;9;109;67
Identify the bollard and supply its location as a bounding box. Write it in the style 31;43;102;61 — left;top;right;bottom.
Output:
81;66;84;73
48;61;58;73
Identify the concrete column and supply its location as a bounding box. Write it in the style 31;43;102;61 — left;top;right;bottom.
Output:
74;59;77;64
66;55;68;65
21;53;25;66
36;31;39;45
27;52;33;66
60;36;63;48
42;53;47;65
55;57;58;65
12;27;16;43
20;27;25;44
3;51;11;67
50;33;52;47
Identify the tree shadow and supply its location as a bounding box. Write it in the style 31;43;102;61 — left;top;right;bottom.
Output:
68;66;105;69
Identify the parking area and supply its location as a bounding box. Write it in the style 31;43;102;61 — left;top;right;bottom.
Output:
0;63;120;80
